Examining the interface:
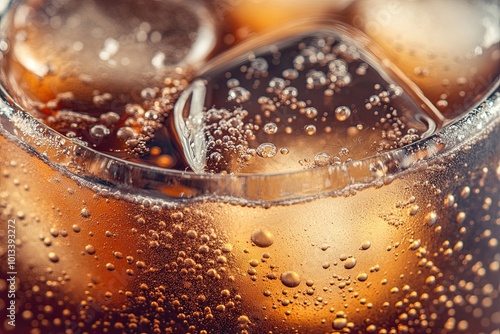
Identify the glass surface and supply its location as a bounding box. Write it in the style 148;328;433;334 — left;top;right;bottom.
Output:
0;0;499;333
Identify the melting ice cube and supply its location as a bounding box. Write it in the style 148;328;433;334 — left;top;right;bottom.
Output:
175;25;439;174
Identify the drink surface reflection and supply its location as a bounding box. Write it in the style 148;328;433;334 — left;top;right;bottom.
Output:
0;0;499;333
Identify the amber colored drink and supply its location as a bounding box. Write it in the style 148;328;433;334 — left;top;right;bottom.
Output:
0;0;499;333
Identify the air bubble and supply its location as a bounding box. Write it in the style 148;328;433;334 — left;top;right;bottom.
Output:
263;122;278;134
256;143;277;158
282;68;299;80
89;124;111;139
304;107;318;119
314;152;331;167
228;87;251;103
335;106;351;121
304;124;317;135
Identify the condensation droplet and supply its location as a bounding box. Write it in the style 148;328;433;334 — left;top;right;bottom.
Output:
280;271;301;288
85;244;96;255
251;229;275;248
344;257;357;269
360;241;371;250
357;272;368;281
80;208;91;218
426;212;438;226
48;252;59;263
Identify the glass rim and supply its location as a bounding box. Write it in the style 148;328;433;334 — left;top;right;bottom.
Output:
0;0;499;204
1;86;499;204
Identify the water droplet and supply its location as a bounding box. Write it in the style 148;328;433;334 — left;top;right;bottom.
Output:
80;208;91;218
360;241;371;250
251;229;275;247
332;317;347;329
426;212;438;226
106;263;116;271
280;271;301;288
85;244;96;255
48;252;59;263
357;272;368;281
344;257;357;269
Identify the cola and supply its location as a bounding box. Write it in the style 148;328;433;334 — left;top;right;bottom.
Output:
0;0;499;333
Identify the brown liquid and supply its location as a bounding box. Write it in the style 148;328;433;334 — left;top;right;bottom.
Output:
0;0;498;172
0;1;499;333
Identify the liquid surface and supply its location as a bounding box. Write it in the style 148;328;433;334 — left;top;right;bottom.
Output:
0;0;499;173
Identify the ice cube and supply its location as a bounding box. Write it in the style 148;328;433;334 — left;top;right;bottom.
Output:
2;0;216;109
229;0;353;34
174;25;438;174
351;0;500;119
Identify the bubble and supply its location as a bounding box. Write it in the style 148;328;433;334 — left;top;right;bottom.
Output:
227;78;240;88
282;68;299;80
256;143;277;158
314;152;331;167
282;86;298;98
269;77;286;91
304;107;318;118
304;124;317;135
306;70;327;88
228;87;251;103
89;124;111;139
335;106;351;121
329;59;348;75
116;127;136;141
106;263;116;271
280;271;301;288
251;229;275;247
263;122;278;134
250;57;269;73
